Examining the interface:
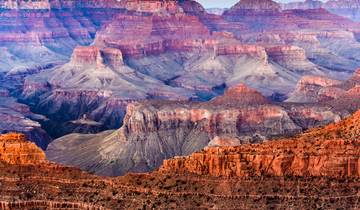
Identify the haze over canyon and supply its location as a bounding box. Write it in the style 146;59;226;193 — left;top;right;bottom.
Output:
0;0;359;209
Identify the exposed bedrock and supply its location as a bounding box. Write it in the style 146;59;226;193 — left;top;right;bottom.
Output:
21;45;195;138
287;70;360;108
160;109;360;178
0;133;46;164
46;84;345;176
0;95;51;149
1;131;360;209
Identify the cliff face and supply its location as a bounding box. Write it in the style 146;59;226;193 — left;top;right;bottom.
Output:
324;0;360;22
287;70;360;108
160;109;360;177
0;133;46;164
46;84;345;176
282;0;360;22
1;115;360;209
0;95;51;149
225;0;281;15
281;0;323;10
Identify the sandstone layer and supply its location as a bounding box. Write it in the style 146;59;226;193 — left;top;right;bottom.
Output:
0;94;51;149
46;84;346;176
1;111;360;209
282;0;360;22
6;0;359;140
287;69;360;112
160;109;360;177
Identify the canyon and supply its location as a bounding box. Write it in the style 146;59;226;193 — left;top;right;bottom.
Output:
0;0;359;208
46;83;349;176
0;0;358;175
0;108;359;209
6;0;359;143
282;0;360;22
160;107;360;178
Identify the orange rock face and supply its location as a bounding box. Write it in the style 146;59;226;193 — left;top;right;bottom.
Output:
0;133;46;164
70;46;104;67
70;45;124;67
160;110;360;178
1;116;360;209
210;83;269;105
287;70;360;111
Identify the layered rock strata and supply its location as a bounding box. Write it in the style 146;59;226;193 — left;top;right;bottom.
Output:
160;109;360;177
0;96;51;149
1;111;360;209
0;133;46;164
287;70;360;111
282;0;360;22
46;84;345;176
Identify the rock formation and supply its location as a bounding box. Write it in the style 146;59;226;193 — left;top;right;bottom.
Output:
46;84;345;176
287;70;360;112
225;0;281;15
282;0;360;22
287;75;343;103
0;95;51;149
0;0;355;140
1;110;360;209
281;0;323;10
160;108;360;178
324;0;360;22
0;133;46;164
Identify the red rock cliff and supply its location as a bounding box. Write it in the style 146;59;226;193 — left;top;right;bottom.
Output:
0;133;46;164
160;110;360;177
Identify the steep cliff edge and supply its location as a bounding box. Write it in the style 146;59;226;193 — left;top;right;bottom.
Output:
282;0;360;22
160;109;360;177
1;114;360;209
287;70;360;111
0;133;46;164
46;84;344;176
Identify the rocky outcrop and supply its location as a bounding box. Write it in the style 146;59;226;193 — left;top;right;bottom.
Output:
70;45;124;68
70;46;105;67
287;70;360;106
2;115;360;209
265;45;308;66
281;0;323;10
0;0;51;9
324;0;360;22
0;133;46;164
0;96;51;149
287;75;343;103
160;109;360;177
46;84;344;176
282;0;360;22
210;84;269;105
225;0;281;15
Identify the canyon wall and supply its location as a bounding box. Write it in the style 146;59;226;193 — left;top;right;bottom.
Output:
0;133;46;164
1;111;360;209
46;84;345;176
160;109;360;177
